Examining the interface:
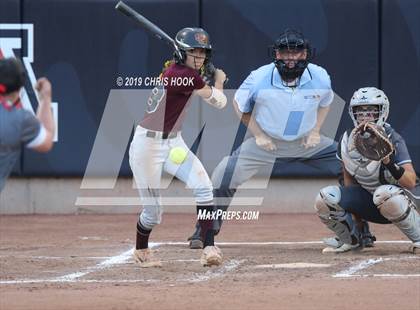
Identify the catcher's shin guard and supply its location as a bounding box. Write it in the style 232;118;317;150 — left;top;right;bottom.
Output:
315;186;361;246
374;185;420;245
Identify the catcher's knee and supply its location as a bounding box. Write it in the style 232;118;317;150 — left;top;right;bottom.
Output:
314;185;342;217
374;185;410;221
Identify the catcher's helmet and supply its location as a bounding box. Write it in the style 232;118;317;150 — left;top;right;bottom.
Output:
271;29;313;85
174;27;212;64
0;57;26;95
349;87;390;127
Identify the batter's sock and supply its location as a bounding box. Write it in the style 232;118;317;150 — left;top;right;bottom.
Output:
136;222;151;250
196;205;215;247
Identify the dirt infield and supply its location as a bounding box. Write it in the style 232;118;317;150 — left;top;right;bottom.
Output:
0;213;419;310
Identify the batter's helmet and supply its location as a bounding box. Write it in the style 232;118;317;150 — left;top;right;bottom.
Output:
174;27;212;64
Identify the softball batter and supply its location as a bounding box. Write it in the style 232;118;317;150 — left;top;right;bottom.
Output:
129;27;227;267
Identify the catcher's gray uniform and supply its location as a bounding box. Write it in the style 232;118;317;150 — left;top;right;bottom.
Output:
316;123;419;251
0;100;45;192
338;123;412;194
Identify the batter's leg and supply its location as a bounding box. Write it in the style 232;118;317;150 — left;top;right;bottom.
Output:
129;127;166;267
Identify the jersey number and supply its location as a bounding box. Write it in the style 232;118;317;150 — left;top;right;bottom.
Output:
146;85;165;114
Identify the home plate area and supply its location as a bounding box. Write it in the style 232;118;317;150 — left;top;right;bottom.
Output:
1;214;419;310
2;241;418;285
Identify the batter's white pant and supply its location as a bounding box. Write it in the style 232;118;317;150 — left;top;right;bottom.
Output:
129;126;213;230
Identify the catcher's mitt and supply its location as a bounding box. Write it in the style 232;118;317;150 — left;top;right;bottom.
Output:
352;122;394;161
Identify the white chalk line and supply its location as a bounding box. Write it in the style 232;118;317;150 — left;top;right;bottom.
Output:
254;263;331;269
54;248;134;282
0;256;113;260
340;274;420;278
1;241;417;284
155;240;411;246
333;256;420;278
181;259;244;283
0;259;242;285
0;239;411;261
33;243;164;284
0;242;240;285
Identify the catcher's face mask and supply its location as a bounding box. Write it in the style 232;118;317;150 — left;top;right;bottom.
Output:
353;105;380;125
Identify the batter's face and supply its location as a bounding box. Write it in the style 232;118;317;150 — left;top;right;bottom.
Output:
185;48;206;70
275;49;307;68
353;105;380;124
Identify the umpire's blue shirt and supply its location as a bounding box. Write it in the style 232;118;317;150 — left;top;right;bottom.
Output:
234;63;334;141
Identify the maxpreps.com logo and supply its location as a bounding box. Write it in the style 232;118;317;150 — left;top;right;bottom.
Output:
0;24;58;141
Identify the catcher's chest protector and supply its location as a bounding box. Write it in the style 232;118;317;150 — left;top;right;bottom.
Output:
341;131;396;193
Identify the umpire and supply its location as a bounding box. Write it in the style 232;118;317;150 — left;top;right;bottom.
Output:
188;29;341;248
0;57;55;192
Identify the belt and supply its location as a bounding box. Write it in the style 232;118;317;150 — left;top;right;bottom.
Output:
146;130;178;139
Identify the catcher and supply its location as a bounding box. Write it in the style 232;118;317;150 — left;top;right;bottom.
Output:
314;87;419;254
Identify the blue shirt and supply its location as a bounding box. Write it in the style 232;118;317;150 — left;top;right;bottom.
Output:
234;63;333;141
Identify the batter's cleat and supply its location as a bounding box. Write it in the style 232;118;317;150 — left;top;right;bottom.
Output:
187;223;203;249
322;237;344;248
133;248;162;268
200;246;222;267
322;243;360;254
409;241;420;254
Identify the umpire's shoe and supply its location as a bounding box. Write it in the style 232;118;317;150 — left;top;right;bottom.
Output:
188;222;221;249
188;222;203;249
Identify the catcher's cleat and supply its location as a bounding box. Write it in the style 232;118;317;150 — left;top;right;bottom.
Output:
322;243;360;254
362;234;376;248
133;248;162;268
200;246;222;267
322;237;344;248
361;221;376;248
409;241;420;254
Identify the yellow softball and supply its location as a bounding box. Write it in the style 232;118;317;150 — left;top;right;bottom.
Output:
169;147;188;165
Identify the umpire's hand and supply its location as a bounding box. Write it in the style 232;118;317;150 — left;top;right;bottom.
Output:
255;133;277;151
302;129;321;149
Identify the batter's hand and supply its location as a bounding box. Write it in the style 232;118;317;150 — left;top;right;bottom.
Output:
35;78;52;103
303;129;321;149
214;69;227;85
256;133;277;151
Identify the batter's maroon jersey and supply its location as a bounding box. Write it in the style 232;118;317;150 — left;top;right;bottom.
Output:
140;63;206;132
